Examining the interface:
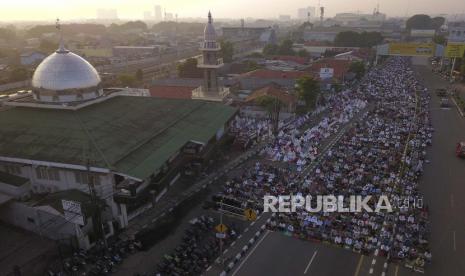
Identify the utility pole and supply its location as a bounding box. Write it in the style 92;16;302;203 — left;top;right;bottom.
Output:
219;199;224;266
450;57;457;82
85;145;107;248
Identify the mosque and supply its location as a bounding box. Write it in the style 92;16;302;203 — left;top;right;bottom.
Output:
0;13;236;249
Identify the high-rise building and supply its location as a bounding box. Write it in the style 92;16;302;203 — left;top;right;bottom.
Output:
297;7;316;21
154;5;162;21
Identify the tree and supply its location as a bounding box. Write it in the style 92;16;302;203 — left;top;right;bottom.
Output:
220;40;234;63
431;17;446;31
8;67;30;82
177;58;202;78
433;34;446;45
135;69;143;81
263;43;279;56
245;60;261;72
39;40;58;54
278;39;295;55
0;27;16;41
118;74;136;87
334;31;360;47
349;61;365;79
297;49;309;57
296;76;320;110
255;95;283;135
406;14;433;30
334;31;383;47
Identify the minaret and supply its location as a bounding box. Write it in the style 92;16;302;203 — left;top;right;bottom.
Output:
193;11;227;101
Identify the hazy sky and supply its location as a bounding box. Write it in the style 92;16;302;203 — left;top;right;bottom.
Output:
1;0;464;21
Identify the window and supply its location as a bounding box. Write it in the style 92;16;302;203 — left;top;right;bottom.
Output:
35;167;60;181
4;164;21;175
74;171;101;185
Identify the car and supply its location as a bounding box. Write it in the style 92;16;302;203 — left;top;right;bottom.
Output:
456;142;465;157
436;88;447;97
440;98;450;108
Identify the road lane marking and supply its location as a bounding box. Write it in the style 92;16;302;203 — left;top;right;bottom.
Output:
453;230;456;251
232;230;270;276
369;268;373;274
395;265;399;276
451;194;454;208
303;250;318;274
371;259;376;265
353;255;364;276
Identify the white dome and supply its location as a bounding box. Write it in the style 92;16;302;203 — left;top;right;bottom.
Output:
32;49;101;91
204;12;217;42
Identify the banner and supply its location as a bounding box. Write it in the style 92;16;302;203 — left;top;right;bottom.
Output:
319;68;334;79
388;43;435;57
445;43;465;58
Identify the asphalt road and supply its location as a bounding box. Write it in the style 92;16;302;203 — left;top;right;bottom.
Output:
413;64;465;276
228;62;465;276
232;231;361;276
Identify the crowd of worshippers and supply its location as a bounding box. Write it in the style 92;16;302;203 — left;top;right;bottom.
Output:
224;57;431;269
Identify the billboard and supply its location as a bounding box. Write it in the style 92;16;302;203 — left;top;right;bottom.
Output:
62;199;85;225
445;43;465;58
388;43;435;57
319;68;334;79
410;29;436;38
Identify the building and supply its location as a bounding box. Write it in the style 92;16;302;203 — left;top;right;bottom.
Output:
20;51;46;66
222;26;276;52
112;46;160;59
334;12;386;25
298;7;316;21
154;5;162;21
448;22;465;42
192;12;229;101
243;83;297;117
0;38;236;249
279;15;291;21
306;58;352;82
235;69;312;91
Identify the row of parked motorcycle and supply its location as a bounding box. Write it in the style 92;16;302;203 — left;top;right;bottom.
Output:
150;215;238;276
47;239;143;276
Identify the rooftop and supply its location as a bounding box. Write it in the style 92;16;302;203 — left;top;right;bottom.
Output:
0;96;236;180
245;83;296;105
149;85;194;99
0;171;29;187
241;69;312;79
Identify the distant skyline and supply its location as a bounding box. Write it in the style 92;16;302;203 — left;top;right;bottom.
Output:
1;0;465;21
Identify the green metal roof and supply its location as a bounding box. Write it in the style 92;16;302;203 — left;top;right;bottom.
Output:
0;96;236;180
0;171;29;187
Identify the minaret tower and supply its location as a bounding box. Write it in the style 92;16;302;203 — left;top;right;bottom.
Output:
193;11;227;101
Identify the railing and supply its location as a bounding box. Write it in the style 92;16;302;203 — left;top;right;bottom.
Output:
197;57;223;68
192;86;230;101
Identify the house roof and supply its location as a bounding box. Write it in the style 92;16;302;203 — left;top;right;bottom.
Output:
33;189;97;216
245;83;297;105
272;55;308;65
241;69;312;79
151;78;202;87
149;85;194;99
0;171;29;187
307;59;351;79
0;96;236;180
